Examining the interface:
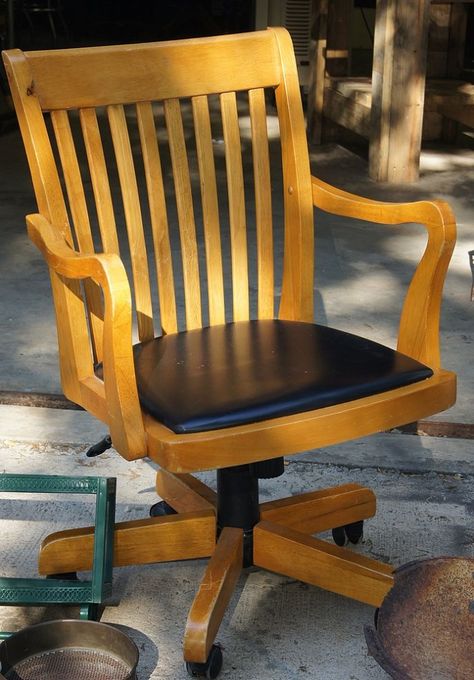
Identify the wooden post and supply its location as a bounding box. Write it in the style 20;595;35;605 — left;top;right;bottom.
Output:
307;0;351;144
307;0;328;144
326;0;351;77
369;0;430;182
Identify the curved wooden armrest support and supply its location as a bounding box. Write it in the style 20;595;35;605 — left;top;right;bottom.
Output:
28;213;122;284
27;213;147;460
311;177;456;367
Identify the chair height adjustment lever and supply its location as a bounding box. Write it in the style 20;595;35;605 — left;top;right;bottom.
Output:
86;435;112;457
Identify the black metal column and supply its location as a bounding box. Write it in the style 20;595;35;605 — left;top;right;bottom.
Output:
216;464;260;567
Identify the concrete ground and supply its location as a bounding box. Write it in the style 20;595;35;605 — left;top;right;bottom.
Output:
0;113;473;678
0;410;473;679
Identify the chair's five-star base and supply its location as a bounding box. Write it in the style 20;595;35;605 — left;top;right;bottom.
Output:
38;464;394;674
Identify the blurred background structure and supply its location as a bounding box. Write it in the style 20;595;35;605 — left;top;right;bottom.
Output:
1;1;474;182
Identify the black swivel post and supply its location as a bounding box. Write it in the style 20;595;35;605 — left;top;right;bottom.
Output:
216;464;260;567
251;457;285;479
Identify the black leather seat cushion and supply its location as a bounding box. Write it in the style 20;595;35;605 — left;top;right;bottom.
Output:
132;320;433;434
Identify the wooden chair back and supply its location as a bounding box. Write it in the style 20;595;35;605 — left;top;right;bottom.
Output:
3;28;314;344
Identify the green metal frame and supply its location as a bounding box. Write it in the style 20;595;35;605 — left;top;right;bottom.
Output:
0;474;116;632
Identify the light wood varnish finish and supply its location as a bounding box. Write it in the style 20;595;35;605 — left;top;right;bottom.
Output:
155;470;216;513
38;475;390;648
260;483;376;534
254;521;393;608
184;527;243;663
39;510;216;574
3;27;456;668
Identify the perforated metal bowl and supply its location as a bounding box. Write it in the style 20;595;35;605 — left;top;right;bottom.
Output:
0;619;138;680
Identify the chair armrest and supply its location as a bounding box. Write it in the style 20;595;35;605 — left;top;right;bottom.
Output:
311;177;456;367
27;213;124;286
26;213;147;460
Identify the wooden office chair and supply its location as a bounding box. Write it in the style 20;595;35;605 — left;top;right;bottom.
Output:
3;28;456;678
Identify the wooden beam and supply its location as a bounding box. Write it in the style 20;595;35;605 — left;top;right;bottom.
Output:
39;511;216;573
323;85;371;139
369;0;431;182
184;527;243;663
307;0;328;144
254;521;393;607
326;0;352;77
260;483;376;534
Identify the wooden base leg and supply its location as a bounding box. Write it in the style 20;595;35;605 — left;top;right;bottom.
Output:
156;470;217;512
254;520;393;607
184;527;243;663
39;511;216;575
260;483;376;534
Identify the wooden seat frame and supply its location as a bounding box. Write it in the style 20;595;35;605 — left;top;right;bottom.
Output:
3;28;456;670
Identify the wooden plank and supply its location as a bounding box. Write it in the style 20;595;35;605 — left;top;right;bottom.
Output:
39;511;216;573
326;0;351;77
220;91;249;321
164;97;202;330
136;101;178;335
184;527;243;663
156;470;216;513
145;369;456;473
307;0;328;144
323;86;371;139
369;0;431;182
427;3;451;78
438;104;474;128
21;32;280;110
447;3;469;77
260;484;376;534
51;109;104;362
254;521;393;607
79;108;120;255
273;28;314;322
249;88;274;319
192;95;225;326
51;110;94;254
108;104;154;341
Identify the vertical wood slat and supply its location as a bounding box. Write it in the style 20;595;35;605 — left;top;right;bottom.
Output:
273;27;314;322
220;91;249;321
51;110;94;253
79;108;120;256
164;97;202;330
107;104;154;341
136;101;178;335
51;109;104;362
248;88;274;319
192;95;225;326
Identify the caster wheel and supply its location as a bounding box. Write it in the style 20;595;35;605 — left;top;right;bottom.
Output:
331;526;347;547
185;644;223;679
332;520;364;546
149;500;177;517
345;520;364;544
